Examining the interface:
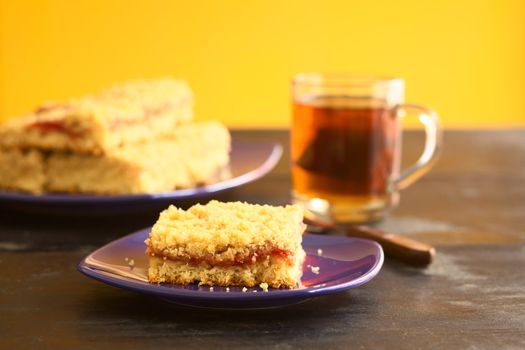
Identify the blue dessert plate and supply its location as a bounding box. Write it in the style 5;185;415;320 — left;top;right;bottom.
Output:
0;140;282;215
78;228;384;309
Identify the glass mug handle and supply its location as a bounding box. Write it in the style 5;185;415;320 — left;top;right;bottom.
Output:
394;104;442;191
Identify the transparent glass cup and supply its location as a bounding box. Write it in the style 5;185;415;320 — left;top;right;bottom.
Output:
291;74;442;223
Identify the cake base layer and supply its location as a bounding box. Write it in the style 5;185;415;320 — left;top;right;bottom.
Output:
147;249;305;288
0;149;45;193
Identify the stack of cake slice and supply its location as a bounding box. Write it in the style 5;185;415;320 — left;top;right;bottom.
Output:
0;79;231;194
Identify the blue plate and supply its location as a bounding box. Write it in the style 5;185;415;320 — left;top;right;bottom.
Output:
0;140;282;215
78;228;384;309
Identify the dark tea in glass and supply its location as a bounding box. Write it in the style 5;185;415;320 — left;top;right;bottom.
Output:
291;74;441;223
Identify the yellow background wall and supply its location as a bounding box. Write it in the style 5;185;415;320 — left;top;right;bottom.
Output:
1;0;524;128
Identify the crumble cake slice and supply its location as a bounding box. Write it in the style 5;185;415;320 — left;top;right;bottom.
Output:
0;78;193;154
0;121;230;194
145;201;306;288
45;121;230;194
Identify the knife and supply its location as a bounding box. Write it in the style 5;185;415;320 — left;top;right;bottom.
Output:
304;216;436;266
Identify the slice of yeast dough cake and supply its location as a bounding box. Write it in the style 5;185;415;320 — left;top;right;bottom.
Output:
146;201;306;288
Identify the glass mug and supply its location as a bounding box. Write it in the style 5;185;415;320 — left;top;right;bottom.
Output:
291;74;442;223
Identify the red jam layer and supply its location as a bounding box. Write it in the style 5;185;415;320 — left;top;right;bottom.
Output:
108;103;175;130
27;102;176;135
149;246;294;268
26;120;83;138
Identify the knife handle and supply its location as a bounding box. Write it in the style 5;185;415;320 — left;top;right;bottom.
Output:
348;225;436;266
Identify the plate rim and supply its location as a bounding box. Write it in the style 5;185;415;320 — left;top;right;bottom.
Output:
78;228;384;302
0;139;283;204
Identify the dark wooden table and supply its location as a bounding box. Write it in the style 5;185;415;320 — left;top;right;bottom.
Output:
1;130;524;349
